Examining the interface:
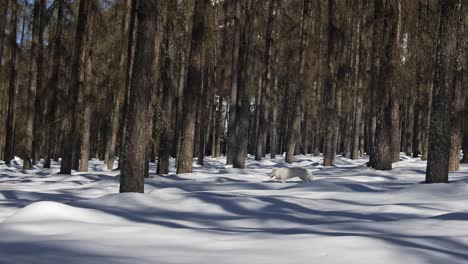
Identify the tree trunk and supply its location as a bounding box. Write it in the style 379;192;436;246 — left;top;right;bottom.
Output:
0;0;9;161
286;0;309;164
426;0;462;183
60;0;89;174
448;19;465;172
372;0;399;171
323;0;336;166
391;98;400;162
105;0;132;170
157;1;176;175
120;0;159;193
406;95;415;156
212;96;224;158
270;74;279;159
226;0;241;165
197;54;209;166
23;0;42;169
177;0;208;174
3;0;17;165
256;0;275;161
31;0;46;165
79;26;94;172
233;0;254;169
118;0;138;168
352;89;363;160
44;0;64;169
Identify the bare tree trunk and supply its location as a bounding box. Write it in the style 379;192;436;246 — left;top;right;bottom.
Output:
23;0;42;169
197;54;209;165
233;0;255;169
60;0;89;174
3;0;17;165
79;26;94;172
270;74;278;159
286;0;309;164
0;0;9;161
256;0;275;161
421;81;433;161
118;0;138;168
372;0;399;171
426;0;462;183
352;89;363;159
323;0;336;166
177;0;209;174
157;1;176;174
212;96;224;158
31;0;46;165
448;22;465;171
391;98;400;162
406;95;415;156
226;0;241;165
105;0;132;170
44;0;64;168
120;0;159;193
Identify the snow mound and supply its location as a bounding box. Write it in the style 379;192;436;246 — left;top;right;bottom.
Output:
150;187;186;200
4;201;122;224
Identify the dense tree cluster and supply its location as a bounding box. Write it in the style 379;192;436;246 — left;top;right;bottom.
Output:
0;0;465;192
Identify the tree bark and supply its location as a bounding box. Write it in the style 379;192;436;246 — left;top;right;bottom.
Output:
23;0;42;169
372;0;399;171
177;0;209;174
323;0;336;166
60;0;89;174
256;0;275;161
226;0;241;165
286;0;309;164
3;0;18;165
0;0;9;161
448;15;465;172
120;0;159;193
118;0;138;168
157;1;176;175
426;0;462;183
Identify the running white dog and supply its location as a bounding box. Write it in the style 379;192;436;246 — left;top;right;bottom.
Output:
268;168;313;183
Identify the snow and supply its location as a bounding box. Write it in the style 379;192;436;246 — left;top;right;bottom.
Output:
1;155;468;263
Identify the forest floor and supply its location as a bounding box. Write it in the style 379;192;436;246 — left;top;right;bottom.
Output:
1;155;468;263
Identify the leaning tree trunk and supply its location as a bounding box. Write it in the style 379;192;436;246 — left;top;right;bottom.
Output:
426;0;462;183
177;0;208;174
120;0;159;193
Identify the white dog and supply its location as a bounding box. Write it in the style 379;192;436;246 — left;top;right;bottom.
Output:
268;168;313;183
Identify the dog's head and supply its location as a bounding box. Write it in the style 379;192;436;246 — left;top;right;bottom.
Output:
268;169;277;179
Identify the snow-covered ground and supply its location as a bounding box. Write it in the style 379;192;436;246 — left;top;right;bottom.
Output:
1;155;468;264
